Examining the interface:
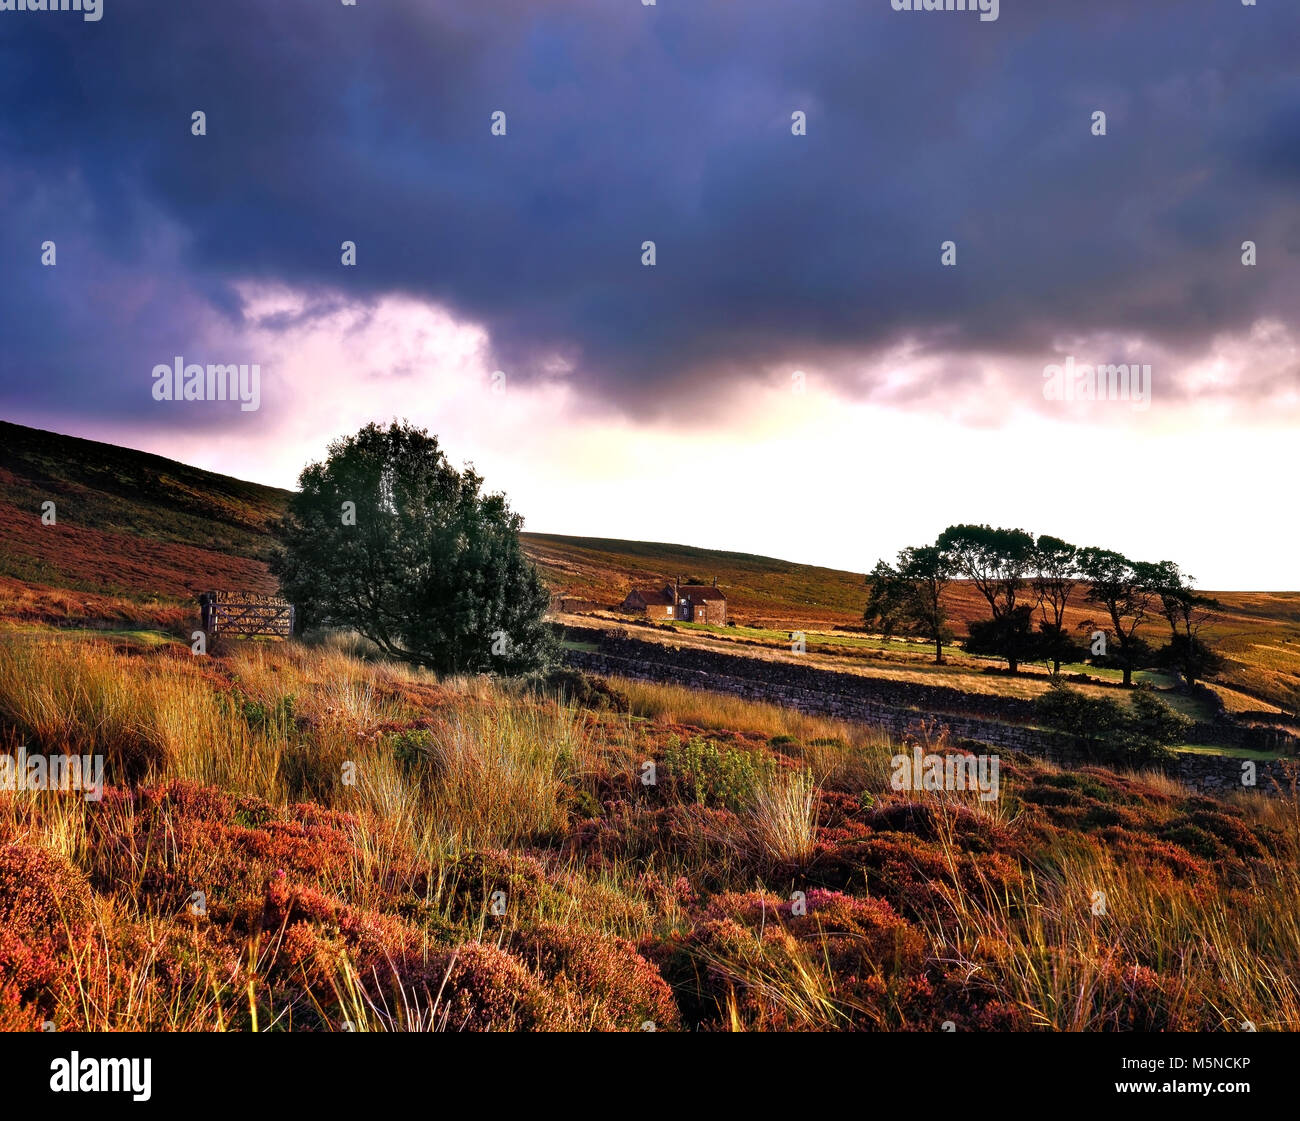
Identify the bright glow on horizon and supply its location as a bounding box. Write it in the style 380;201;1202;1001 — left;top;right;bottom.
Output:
29;286;1300;591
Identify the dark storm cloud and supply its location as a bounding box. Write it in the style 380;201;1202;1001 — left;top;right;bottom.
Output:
1;0;1297;425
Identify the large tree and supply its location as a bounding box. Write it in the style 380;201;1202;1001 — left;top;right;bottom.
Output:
271;421;555;675
1076;547;1162;686
1033;535;1081;675
937;524;1036;670
863;546;953;664
1150;562;1223;687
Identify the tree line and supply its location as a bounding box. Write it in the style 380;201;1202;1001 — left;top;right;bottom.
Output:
864;524;1222;687
273;427;1222;691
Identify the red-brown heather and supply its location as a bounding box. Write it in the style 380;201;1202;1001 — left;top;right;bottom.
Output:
1;422;1299;1031
0;630;1297;1031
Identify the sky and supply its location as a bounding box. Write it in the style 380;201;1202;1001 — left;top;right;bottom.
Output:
1;1;1298;588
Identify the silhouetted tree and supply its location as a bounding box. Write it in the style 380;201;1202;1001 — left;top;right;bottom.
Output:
1036;620;1086;674
1150;562;1223;687
964;604;1044;671
864;546;953;664
1154;635;1223;687
938;524;1037;670
1076;548;1162;686
1033;535;1081;674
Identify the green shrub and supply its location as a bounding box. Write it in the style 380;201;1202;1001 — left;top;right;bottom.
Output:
234;691;296;733
388;727;434;772
662;735;775;810
1126;689;1193;752
1035;682;1188;765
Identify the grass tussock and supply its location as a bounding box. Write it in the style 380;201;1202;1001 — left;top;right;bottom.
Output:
0;628;1298;1031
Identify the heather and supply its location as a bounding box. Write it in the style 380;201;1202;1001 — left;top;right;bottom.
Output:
1;632;1298;1030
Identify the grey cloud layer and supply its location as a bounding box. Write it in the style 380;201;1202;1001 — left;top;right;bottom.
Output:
1;0;1297;424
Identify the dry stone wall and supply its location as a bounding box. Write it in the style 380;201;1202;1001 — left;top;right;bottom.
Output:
559;629;1296;798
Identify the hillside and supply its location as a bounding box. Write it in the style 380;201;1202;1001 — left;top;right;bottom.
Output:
2;427;1300;1037
0;420;285;598
1;421;1297;714
521;532;870;626
0;422;880;622
4;630;1299;1033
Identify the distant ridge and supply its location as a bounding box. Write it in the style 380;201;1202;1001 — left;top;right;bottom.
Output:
0;422;866;620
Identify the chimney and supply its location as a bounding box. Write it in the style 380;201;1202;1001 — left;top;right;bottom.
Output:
712;576;717;587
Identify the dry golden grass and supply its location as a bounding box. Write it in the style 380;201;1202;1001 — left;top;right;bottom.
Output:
2;629;1299;1032
0;633;606;859
750;767;820;863
618;675;879;745
420;697;594;849
932;826;1300;1031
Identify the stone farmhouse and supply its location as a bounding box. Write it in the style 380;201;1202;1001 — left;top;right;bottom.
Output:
621;577;727;625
